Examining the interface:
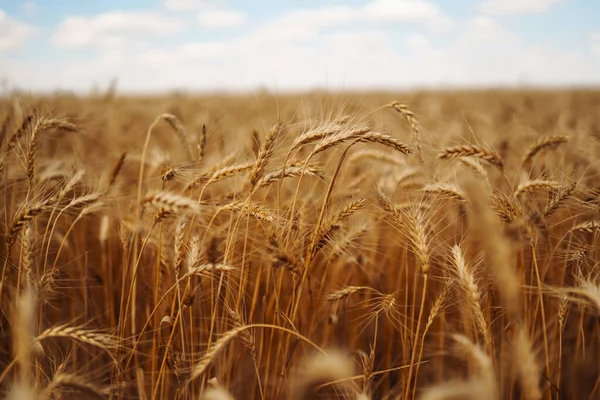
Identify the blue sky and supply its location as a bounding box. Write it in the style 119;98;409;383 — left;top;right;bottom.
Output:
0;0;599;93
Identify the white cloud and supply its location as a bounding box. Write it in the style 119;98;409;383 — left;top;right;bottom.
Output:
364;0;453;30
481;0;562;15
463;15;519;44
177;41;231;58
225;6;360;48
5;26;599;94
0;9;35;53
3;3;600;92
22;1;39;14
591;32;600;56
163;0;217;11
405;33;430;49
198;9;245;28
281;6;359;27
52;11;184;49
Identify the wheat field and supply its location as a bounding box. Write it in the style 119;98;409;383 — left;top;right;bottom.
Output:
0;89;599;399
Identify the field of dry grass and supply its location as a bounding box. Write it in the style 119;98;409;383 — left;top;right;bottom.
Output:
1;89;599;399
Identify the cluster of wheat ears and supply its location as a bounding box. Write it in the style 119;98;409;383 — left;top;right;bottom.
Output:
0;90;599;399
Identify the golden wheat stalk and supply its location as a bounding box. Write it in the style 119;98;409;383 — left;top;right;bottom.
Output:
543;182;575;217
249;121;283;187
0;112;10;146
187;161;254;191
459;157;488;178
290;351;355;400
514;327;542;400
514;179;560;198
438;145;504;169
105;152;127;190
219;201;275;222
142;191;201;215
7;198;55;248
312;198;366;256
35;324;117;351
291;123;342;151
405;206;431;274
26;117;77;184
256;164;323;189
358;132;411;154
490;191;518;223
450;245;491;352
390;101;423;160
190;326;248;381
198;124;207;162
311;126;371;156
326;286;378;302
349;149;405;165
4;114;33;154
182;263;235;279
422;183;467;202
41;372;105;400
161;113;194;163
569;220;600;234
522;135;569;168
